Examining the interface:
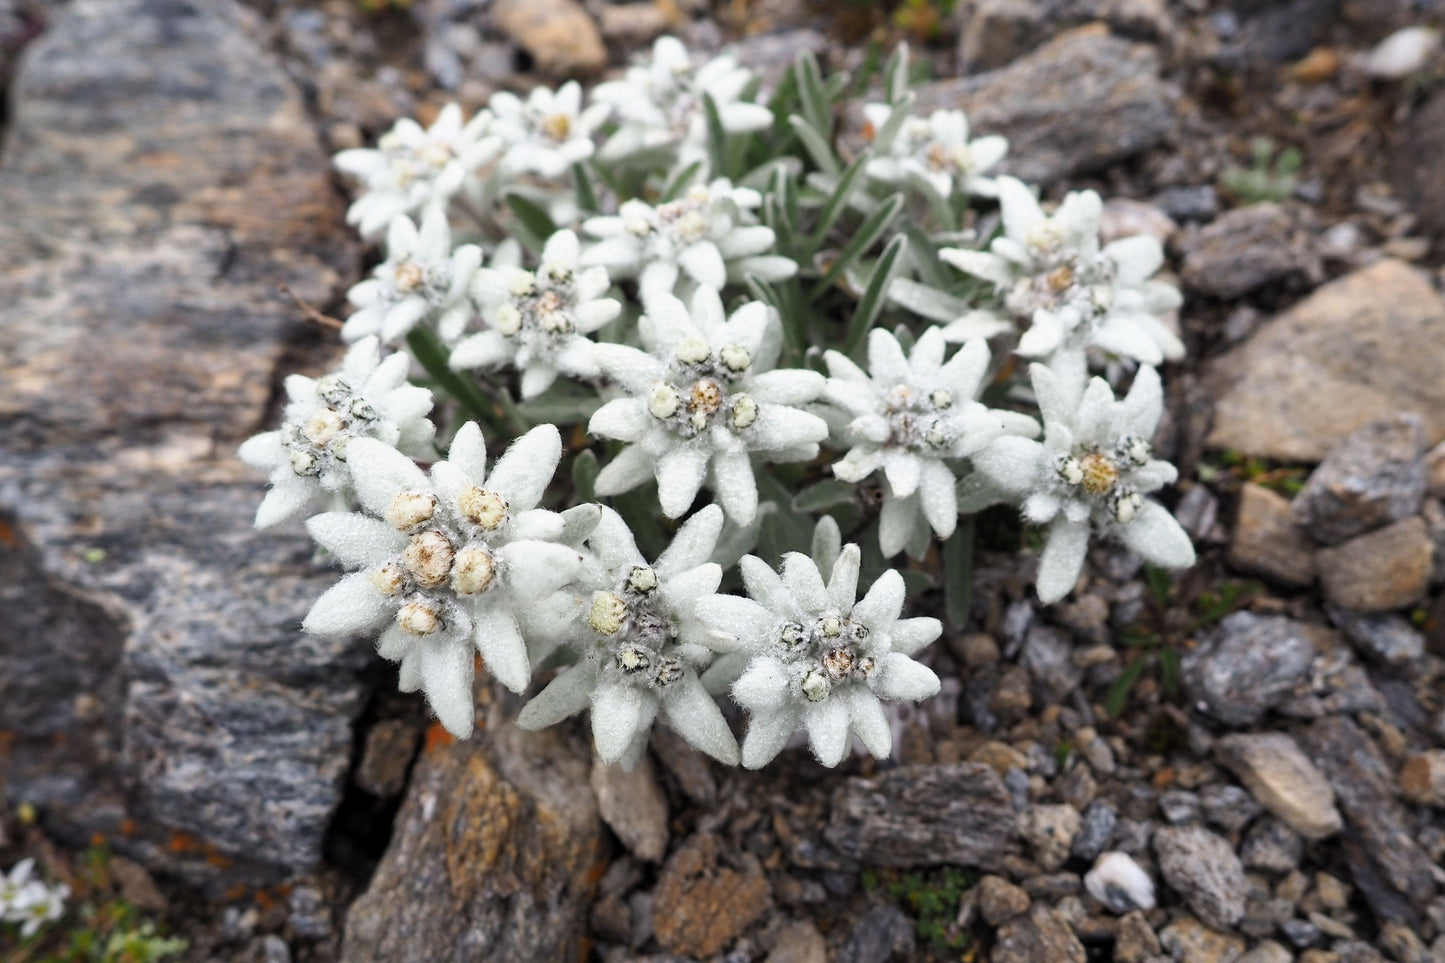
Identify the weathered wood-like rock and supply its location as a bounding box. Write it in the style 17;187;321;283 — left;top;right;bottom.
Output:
1208;260;1445;461
341;717;602;962
0;0;361;885
825;763;1020;870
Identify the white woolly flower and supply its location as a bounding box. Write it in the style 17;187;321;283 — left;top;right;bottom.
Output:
593;35;775;171
449;230;621;398
700;545;941;768
588;289;829;524
300;423;588;738
825;327;1039;556
334;103;501;238
0;860;68;939
488;81;611;180
863;104;1008;200
960;363;1195;604
342;208;480;345
581;180;796;300
238;337;436;530
939;176;1184;399
517;505;742;767
0;860;38;917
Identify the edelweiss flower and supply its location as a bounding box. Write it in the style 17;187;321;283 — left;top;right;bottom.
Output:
581;180;796;300
517;505;741;767
0;860;67;939
701;545;941;767
940;177;1184;399
239;337;436;529
489;81;611;180
449;229;620;398
593;35;774;170
825;328;1038;556
301;423;587;737
589;289;828;524
334;103;501;238
342;208;480;345
863;104;1008;199
961;364;1195;603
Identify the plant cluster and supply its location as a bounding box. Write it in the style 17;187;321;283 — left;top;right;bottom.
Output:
243;38;1195;768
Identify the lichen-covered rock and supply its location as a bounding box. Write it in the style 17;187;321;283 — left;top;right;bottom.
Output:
1292;414;1429;545
0;0;362;886
341;714;602;962
1154;826;1247;931
652;833;772;958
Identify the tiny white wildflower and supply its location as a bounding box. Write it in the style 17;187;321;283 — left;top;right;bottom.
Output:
342;208;480;345
960;363;1195;603
588;289;828;524
301;423;589;737
581;180;796;300
449;229;621;398
0;859;37;917
517;505;741;768
333;103;501;238
697;544;941;768
863;104;1008;199
7;881;67;939
238;337;436;530
488;81;611;180
824;327;1039;556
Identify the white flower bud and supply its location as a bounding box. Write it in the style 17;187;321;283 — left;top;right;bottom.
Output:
930;389;953;409
450;546;496;594
589;591;627;635
315;375;350;406
1120;435;1151;467
458;487;508;530
819;615;843;638
779;621;805;647
925;420;950;449
674;338;711;366
623;215;653;237
1110;488;1144;524
418;142;453;168
349;397;378;422
1090;284;1114;311
394;261;425;293
397;599;440;636
541;112;572;142
508;272;537;298
685;185;711;204
653;657;684;686
617;645;651;674
689;409;709;433
822;647;854;680
1055;454;1085;487
368;562;407;596
648;382;680;420
855;655;876;676
1079;452;1120;496
402;531;455;588
719;343;751;373
303;408;344;447
385;491;437;530
289;450;319;476
627;566;658;594
494;303;523;336
330;434;350;460
801;669;830;703
730;394;758;430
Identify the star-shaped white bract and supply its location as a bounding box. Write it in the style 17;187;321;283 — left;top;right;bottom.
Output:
488;81;611;180
334;103;501;238
239;337;437;529
342;208;481;345
825;327;1039;556
449;229;621;399
516;505;741;768
581;180;796;301
593;35;775;172
588;289;829;524
699;545;941;768
0;859;69;939
939;176;1184;399
300;423;586;738
961;363;1195;603
864;104;1008;200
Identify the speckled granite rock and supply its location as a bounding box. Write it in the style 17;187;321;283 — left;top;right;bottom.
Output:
0;0;363;885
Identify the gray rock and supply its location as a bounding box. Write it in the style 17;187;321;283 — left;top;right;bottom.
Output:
1327;608;1425;665
1199;784;1262;835
766;920;827;963
1154;826;1247;931
1181;613;1316;727
1293;414;1429;545
1237;940;1294;963
0;0;363;885
1227;483;1315;588
592;754;670;863
1179;203;1321;300
1208;260;1445;462
340;712;602;962
1316;516;1433;611
1022;626;1083;704
1018;804;1081;872
1390;88;1445;241
729;29;830;88
914;24;1174;186
825;763;1020;870
1301;716;1437;924
977;875;1032;926
1071;801;1117;862
489;0;605;77
991;905;1086;963
1214;733;1342;841
1240;817;1303;873
836;903;916;963
1158;790;1201;825
354;719;421;798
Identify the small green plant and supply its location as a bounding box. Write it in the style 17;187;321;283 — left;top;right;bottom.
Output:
864;866;977;957
1218;137;1301;206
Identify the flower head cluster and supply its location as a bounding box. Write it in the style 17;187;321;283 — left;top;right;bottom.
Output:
593;36;774;171
301;423;588;737
334;103;500;238
582;180;796;300
0;859;68;938
342;209;480;345
489;82;611;180
825;328;1039;556
708;544;941;767
449;230;621;398
589;289;828;524
238;337;436;529
940;177;1184;398
962;364;1194;602
517;505;741;767
863;105;1008;200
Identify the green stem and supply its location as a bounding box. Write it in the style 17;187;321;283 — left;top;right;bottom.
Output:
406;326;525;439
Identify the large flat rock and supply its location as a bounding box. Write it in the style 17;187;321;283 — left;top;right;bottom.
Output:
1207;260;1445;462
0;0;365;885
